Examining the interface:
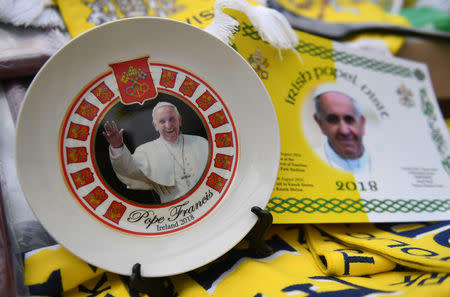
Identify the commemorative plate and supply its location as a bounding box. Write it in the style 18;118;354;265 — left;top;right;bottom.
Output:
16;17;280;277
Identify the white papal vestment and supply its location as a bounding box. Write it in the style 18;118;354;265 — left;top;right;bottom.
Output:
109;134;208;204
317;140;371;175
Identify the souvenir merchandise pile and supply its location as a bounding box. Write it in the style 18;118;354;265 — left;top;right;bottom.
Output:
0;0;449;296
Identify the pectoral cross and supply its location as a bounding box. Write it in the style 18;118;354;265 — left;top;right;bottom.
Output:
181;172;191;187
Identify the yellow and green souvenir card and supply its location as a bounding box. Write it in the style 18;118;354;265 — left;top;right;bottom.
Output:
227;13;450;224
270;41;449;223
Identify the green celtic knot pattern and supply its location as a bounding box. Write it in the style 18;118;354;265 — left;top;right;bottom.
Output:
240;22;262;41
237;22;412;77
268;197;450;214
295;40;413;78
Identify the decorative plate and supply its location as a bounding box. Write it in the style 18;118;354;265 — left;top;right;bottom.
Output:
16;17;280;277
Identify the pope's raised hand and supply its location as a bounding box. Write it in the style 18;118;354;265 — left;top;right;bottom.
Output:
102;121;124;148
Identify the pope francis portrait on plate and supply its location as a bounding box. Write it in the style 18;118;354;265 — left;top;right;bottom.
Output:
103;101;209;204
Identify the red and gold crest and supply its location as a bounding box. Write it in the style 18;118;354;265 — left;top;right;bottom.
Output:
66;147;88;164
91;81;115;104
215;132;234;148
104;201;126;224
214;154;233;171
208;110;229;128
196;90;217;111
75;99;99;121
67;122;90;141
110;56;157;105
179;77;199;97
70;168;94;189
160;69;177;88
206;173;228;193
83;187;108;210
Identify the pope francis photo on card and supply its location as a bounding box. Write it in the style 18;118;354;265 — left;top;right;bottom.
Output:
312;84;371;175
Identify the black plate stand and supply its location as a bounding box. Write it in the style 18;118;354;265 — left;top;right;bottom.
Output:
127;206;273;297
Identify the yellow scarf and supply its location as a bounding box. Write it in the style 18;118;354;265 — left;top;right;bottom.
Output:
24;222;450;296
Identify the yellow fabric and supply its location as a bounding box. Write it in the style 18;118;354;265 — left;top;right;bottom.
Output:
64;272;131;297
56;0;217;37
315;222;450;273
24;245;105;293
57;0;409;54
305;224;397;276
274;0;410;54
24;223;450;297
